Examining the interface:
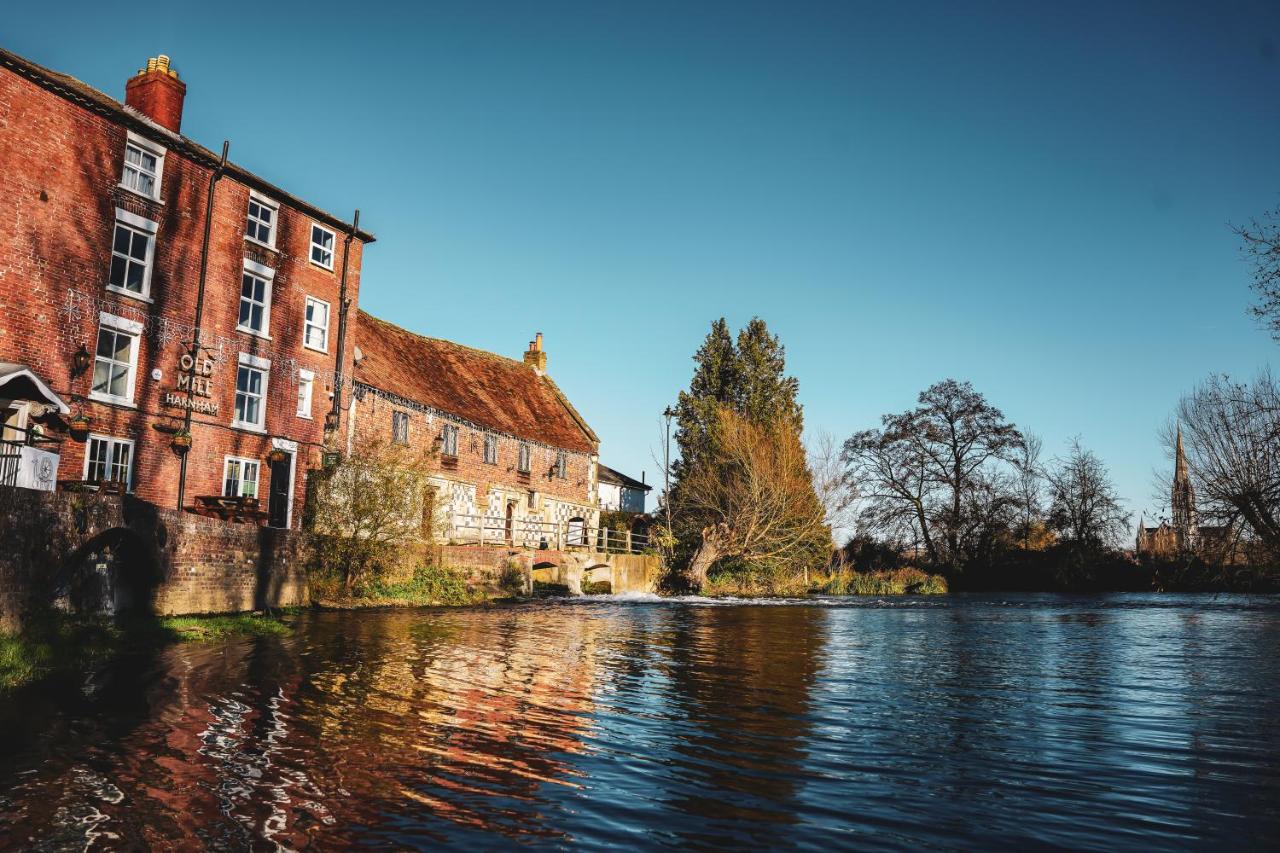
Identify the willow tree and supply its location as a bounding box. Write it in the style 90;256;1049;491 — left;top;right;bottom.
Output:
1238;206;1280;339
681;408;830;588
665;318;828;586
1174;371;1280;554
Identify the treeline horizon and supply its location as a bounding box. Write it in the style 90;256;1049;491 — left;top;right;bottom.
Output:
650;201;1280;594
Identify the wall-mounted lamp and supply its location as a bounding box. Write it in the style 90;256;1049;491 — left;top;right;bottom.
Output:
72;343;91;377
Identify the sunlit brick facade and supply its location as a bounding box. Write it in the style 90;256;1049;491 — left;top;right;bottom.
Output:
351;313;600;546
0;48;373;527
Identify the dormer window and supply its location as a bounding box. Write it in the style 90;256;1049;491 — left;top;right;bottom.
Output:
120;132;164;200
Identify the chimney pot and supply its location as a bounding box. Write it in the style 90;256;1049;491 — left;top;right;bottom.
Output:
524;333;548;375
126;54;187;133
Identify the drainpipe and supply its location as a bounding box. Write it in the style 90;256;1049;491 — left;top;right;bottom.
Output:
327;209;359;441
176;140;229;511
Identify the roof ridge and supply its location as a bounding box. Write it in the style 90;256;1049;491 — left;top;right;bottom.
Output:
357;309;528;369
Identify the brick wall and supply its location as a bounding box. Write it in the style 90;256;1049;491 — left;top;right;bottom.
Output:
0;57;367;527
0;487;308;631
351;386;600;537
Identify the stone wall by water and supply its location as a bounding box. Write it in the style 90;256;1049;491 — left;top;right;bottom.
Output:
0;487;308;631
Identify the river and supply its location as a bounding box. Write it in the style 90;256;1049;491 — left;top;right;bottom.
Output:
1;594;1278;850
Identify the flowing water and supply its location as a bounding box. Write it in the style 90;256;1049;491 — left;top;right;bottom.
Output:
1;594;1279;850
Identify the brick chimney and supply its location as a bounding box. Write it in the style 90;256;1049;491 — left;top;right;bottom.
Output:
523;332;547;375
125;55;186;134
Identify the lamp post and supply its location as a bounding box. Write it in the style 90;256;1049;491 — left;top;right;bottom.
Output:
662;405;675;532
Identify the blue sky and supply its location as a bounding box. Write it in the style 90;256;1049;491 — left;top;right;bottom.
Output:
7;1;1280;525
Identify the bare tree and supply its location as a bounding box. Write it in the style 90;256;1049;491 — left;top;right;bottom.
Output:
1045;438;1131;550
808;429;855;542
1237;206;1280;339
308;436;440;592
842;380;1023;570
1013;433;1045;549
1173;371;1280;554
681;407;830;589
843;425;936;560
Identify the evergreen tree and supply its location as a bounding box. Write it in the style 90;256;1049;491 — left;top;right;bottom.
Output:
734;318;802;430
663;317;830;588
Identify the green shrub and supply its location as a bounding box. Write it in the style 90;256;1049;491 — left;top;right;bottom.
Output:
812;567;948;596
360;564;480;606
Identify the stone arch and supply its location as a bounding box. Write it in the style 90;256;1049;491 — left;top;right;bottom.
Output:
581;562;613;595
51;526;162;617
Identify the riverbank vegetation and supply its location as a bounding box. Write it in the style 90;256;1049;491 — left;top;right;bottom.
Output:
307;436;441;594
658;300;1280;593
311;562;512;608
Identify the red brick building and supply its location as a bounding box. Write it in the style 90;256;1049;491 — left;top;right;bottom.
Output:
351;312;601;547
0;48;373;528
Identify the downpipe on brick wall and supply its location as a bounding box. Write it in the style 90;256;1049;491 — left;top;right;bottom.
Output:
177;140;229;512
327;209;359;440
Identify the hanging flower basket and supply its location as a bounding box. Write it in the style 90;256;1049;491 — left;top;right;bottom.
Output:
170;431;192;454
68;413;93;438
267;448;288;465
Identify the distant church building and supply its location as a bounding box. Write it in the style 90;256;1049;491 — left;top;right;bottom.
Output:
1136;426;1232;559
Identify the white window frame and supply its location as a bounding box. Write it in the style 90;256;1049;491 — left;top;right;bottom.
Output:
232;352;271;432
119;131;165;202
518;443;531;474
303;296;330;353
555;451;567;479
245;192;278;249
83;433;135;489
296;368;314;419
483;433;498;465
309;223;336;270
223;455;261;499
106;208;158;302
88;312;143;407
236;258;275;339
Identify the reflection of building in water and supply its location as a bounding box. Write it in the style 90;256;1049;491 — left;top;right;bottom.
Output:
0;613;607;848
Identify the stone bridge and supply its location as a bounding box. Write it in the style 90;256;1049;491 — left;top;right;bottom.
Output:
433;543;663;596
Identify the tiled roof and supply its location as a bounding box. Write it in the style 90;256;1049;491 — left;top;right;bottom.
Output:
354;311;597;454
598;464;651;491
0;46;373;242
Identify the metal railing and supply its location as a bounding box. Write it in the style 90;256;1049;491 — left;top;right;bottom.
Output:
447;513;650;554
0;424;60;489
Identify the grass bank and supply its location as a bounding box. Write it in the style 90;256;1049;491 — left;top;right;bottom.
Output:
313;563;520;609
0;610;293;692
812;567;949;596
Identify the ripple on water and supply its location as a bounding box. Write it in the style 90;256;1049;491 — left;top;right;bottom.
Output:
0;594;1277;849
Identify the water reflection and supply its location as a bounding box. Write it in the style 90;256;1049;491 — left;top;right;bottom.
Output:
0;595;1277;849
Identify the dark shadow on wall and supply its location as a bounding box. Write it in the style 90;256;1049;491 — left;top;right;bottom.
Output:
254;525;280;611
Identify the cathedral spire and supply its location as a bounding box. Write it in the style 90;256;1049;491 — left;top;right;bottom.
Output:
1171;422;1195;551
1175;423;1189;483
